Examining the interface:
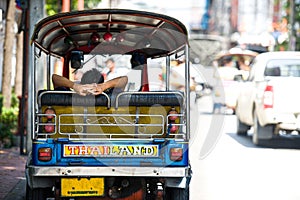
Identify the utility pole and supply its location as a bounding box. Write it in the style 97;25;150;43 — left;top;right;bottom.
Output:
289;0;296;50
23;0;45;153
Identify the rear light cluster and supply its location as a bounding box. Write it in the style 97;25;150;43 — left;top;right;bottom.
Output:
38;147;52;161
167;107;179;133
44;107;56;133
263;85;274;109
170;148;183;161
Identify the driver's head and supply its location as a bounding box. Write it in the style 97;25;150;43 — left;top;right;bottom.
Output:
80;68;104;84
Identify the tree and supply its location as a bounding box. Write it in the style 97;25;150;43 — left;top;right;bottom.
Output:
2;0;16;108
46;0;102;15
15;31;23;97
285;0;300;50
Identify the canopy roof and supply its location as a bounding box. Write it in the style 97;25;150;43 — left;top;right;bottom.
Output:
31;9;188;58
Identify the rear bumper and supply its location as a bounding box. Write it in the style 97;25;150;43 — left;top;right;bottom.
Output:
260;109;300;130
277;123;300;131
27;165;190;177
26;165;192;191
26;165;191;189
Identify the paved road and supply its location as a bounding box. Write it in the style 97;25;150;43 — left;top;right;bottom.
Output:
190;96;300;200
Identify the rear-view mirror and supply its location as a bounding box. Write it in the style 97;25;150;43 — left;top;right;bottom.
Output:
70;51;84;70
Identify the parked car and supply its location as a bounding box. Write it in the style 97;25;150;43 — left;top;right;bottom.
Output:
212;47;258;114
235;51;300;145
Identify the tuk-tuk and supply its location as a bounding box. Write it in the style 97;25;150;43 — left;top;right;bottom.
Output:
213;47;258;114
26;9;192;200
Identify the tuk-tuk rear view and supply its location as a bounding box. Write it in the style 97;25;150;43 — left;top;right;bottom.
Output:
26;9;192;200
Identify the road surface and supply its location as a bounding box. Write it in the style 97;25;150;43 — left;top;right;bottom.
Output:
190;95;300;200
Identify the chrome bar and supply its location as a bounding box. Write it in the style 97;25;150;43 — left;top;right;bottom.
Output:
28;165;189;177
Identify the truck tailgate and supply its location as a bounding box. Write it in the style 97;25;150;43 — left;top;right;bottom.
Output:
270;77;300;113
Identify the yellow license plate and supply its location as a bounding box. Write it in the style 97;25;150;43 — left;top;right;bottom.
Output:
61;177;104;197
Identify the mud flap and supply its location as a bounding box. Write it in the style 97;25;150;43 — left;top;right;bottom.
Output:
257;124;274;140
165;178;187;189
165;174;191;189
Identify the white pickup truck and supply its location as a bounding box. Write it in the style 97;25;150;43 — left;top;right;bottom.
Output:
235;51;300;145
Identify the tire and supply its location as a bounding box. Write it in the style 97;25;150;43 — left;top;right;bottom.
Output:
253;114;274;146
165;187;189;200
236;117;250;136
26;184;53;200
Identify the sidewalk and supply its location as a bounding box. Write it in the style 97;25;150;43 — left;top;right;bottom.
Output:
0;147;27;200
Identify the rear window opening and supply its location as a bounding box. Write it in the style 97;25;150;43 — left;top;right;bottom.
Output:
265;59;300;77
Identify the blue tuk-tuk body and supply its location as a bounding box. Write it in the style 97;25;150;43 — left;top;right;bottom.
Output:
26;9;192;200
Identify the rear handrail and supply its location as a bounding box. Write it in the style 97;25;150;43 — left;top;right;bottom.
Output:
36;112;185;140
35;90;186;141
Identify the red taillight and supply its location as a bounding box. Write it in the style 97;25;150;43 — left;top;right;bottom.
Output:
44;107;55;133
38;148;52;161
168;107;178;121
168;108;179;133
45;107;55;120
170;148;183;161
169;124;179;133
263;85;273;109
44;124;55;132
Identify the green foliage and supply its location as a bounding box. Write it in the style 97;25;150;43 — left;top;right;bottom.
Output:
45;0;59;16
284;0;300;50
0;107;19;148
0;94;19;148
0;93;19;113
46;0;102;16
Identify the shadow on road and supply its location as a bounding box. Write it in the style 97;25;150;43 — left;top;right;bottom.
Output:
227;132;300;150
